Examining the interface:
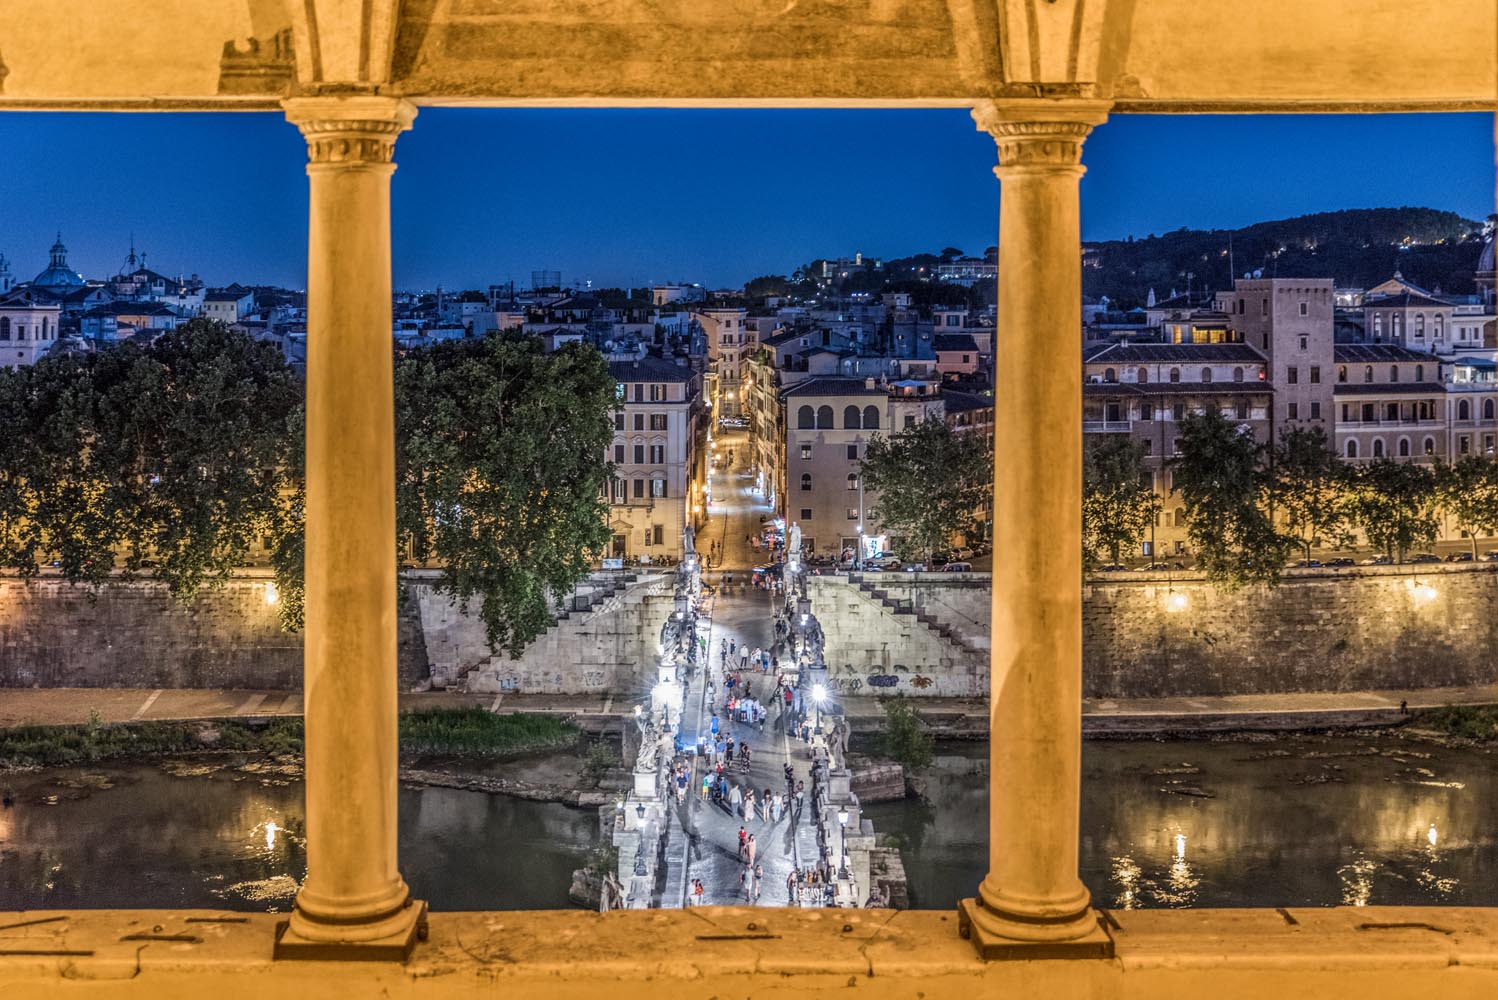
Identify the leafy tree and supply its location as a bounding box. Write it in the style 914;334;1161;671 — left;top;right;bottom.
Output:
1082;436;1160;567
881;696;934;771
1271;425;1353;562
743;275;789;300
1434;456;1498;559
1169;409;1290;586
1346;459;1439;562
858;417;990;564
395;335;615;654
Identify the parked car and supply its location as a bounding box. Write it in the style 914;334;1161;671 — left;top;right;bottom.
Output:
1324;557;1355;567
1095;564;1128;572
1408;553;1441;564
902;563;928;573
1363;555;1393;565
865;553;901;570
939;562;973;573
1483;549;1498;561
1289;559;1323;569
1446;552;1475;562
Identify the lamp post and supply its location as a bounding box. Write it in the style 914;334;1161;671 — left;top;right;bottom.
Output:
812;683;827;735
837;807;850;880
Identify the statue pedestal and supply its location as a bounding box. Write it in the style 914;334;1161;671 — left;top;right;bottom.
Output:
634;770;657;797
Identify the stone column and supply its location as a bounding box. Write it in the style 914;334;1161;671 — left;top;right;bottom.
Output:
959;99;1112;960
277;96;423;960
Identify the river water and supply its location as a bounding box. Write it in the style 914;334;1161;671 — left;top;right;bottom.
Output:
865;734;1498;910
1;732;1494;911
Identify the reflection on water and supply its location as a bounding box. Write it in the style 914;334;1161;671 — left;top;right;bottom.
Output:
864;734;1498;910
0;765;598;911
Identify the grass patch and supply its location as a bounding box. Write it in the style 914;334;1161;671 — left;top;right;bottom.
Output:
0;709;578;769
1414;704;1498;741
398;709;579;757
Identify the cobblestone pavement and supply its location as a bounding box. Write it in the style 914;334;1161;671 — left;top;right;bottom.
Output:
697;428;774;574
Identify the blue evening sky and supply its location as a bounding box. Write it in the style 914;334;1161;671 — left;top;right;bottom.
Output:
0;110;1490;291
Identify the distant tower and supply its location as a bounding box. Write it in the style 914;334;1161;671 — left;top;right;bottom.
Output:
0;252;11;293
126;234;139;272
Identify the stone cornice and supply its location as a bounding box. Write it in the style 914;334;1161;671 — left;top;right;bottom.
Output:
282;96;417;166
971;98;1111;171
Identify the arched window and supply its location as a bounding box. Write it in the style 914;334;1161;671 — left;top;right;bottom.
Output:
1372;438;1385;458
0;317;8;341
846;473;858;491
816;405;834;429
1435;315;1444;339
797;405;814;429
1346;440;1359;459
843;405;862;429
1486;399;1496;421
1415;314;1426;339
863;405;880;429
1393;314;1403;340
1373;314;1383;339
1364;366;1374;383
1232;367;1244;383
1136;367;1148;384
1424;437;1436;456
800;473;812;491
1338;365;1348;383
1169;367;1181;383
1200;367;1213;383
1389;365;1399;383
1104;367;1116;383
1398;438;1410;457
1459;399;1471;420
1415;364;1424;383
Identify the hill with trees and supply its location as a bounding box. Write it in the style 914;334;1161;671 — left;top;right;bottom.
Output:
1082;207;1488;308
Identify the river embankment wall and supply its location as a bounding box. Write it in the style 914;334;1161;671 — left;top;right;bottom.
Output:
0;569;671;694
809;564;1498;700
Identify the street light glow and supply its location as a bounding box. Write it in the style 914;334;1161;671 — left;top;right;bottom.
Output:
263;581;279;605
813;683;827;704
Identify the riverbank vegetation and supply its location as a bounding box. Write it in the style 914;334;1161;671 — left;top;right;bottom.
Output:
1413;704;1498;741
881;697;935;771
0;709;580;769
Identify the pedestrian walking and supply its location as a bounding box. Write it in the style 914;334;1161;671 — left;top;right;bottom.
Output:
694;879;705;906
762;787;773;822
730;783;743;816
744;789;757;821
739;869;750;899
753;862;764;902
739;646;750;671
746;834;757;866
737;826;748;859
701;774;711;801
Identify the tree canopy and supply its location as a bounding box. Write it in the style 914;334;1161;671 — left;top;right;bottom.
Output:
1347;459;1439;562
858;416;989;563
1169;409;1290;586
1270;425;1353;562
0;322;615;654
1082;435;1160;567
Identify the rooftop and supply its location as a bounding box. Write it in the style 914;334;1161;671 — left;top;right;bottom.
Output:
1084;342;1267;363
1333;344;1440;362
608;356;695;383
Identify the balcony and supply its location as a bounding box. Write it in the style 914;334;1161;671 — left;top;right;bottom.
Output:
1082;420;1132;433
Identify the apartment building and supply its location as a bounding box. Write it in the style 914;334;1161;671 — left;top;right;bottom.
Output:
1332;344;1448;463
781;376;943;558
694;306;751;417
605;356;704;561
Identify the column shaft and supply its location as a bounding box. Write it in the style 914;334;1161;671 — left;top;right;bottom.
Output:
281;96;421;952
963;100;1110;954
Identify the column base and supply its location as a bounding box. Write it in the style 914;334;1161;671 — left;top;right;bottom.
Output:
957;897;1113;961
274;899;428;962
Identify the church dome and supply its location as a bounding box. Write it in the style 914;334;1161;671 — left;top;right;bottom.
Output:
32;233;85;290
1477;235;1495;277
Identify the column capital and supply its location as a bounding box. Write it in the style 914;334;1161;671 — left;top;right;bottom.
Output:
971;99;1111;171
282;96;417;167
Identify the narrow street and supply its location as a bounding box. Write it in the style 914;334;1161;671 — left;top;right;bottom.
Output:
656;427;828;907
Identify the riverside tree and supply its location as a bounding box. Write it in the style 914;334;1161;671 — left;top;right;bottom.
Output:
1435;456;1498;559
1169;408;1290;586
858;416;990;564
1271;425;1353;563
1082;435;1161;567
0;323;615;654
1346;458;1439;562
394;334;615;654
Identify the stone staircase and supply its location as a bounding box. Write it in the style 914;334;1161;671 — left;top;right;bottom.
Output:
846;573;982;655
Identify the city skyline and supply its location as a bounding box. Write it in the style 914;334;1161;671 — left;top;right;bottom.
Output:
0;109;1492;291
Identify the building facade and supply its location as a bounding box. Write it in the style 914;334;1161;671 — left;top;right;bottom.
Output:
605;356;703;561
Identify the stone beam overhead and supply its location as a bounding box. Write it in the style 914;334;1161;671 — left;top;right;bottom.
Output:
0;0;1493;109
289;0;402;89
